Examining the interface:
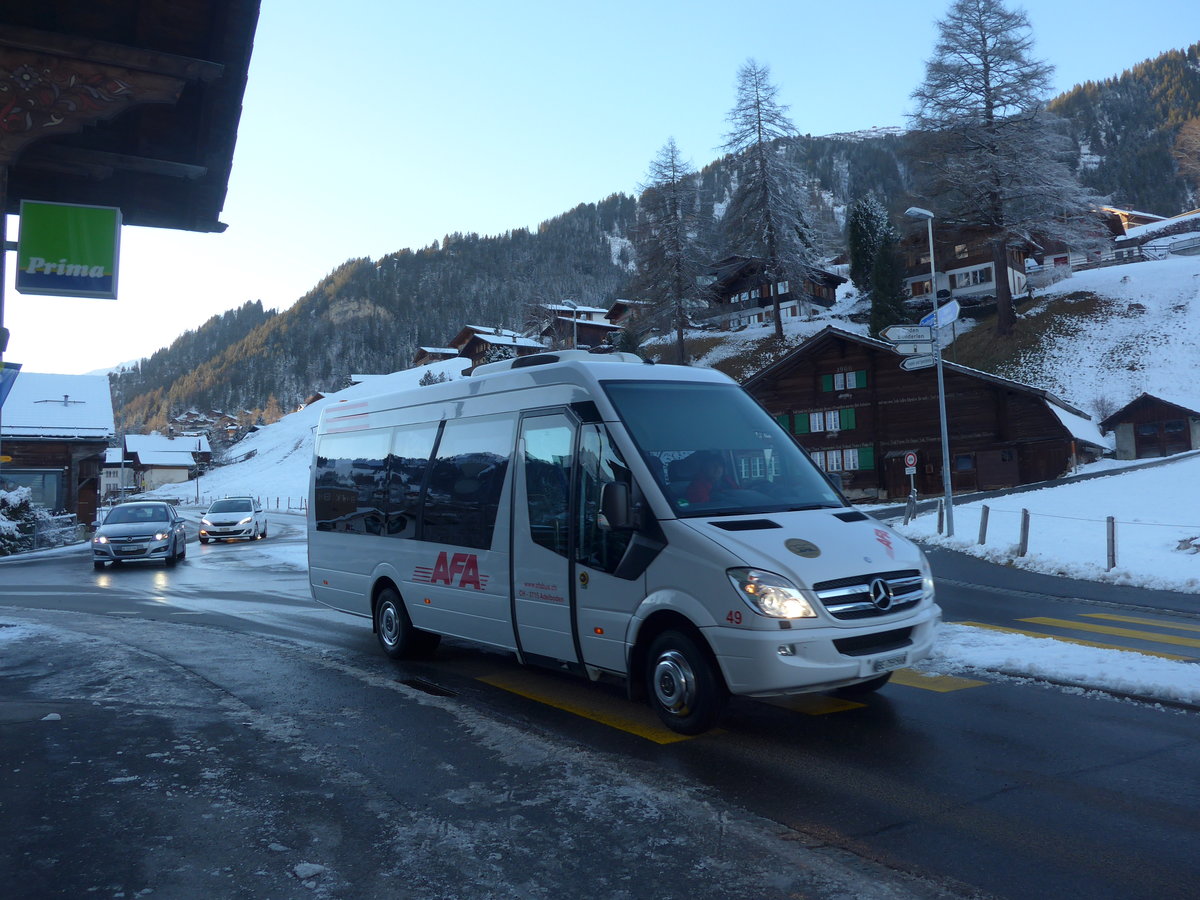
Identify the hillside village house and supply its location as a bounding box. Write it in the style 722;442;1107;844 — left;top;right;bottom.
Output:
696;255;847;329
0;372;114;523
447;325;546;368
1099;393;1200;460
123;432;211;491
900;226;1029;308
742;327;1107;501
100;447;136;502
537;302;622;349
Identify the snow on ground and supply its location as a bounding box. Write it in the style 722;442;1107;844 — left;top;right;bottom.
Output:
134;257;1200;709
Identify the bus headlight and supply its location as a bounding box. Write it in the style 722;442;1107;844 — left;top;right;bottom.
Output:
727;567;816;619
918;554;936;597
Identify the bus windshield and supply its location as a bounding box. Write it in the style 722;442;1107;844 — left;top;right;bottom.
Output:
602;381;844;517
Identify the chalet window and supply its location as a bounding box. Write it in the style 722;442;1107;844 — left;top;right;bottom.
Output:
825;449;843;471
954;454;975;471
952;266;994;289
1165;420;1186;434
777;280;789;294
809;411;826;433
955;244;968;259
911;279;931;296
1136;423;1158;436
822;371;868;392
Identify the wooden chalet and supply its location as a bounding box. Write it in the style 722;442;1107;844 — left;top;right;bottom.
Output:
900;226;1028;306
695;256;847;329
448;325;545;368
1099;393;1200;460
605;299;650;327
412;346;459;367
742;327;1108;501
0;373;114;522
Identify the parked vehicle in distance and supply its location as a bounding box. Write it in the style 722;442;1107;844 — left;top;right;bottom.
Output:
307;350;942;735
92;501;187;569
199;496;268;543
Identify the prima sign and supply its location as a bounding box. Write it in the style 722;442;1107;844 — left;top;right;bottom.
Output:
16;200;121;299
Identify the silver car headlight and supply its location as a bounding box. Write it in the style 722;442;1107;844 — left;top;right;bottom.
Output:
94;534;108;544
154;531;170;541
727;567;816;618
200;517;212;527
237;516;252;525
918;553;936;597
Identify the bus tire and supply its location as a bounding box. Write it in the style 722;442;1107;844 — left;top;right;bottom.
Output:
645;630;727;735
375;587;440;659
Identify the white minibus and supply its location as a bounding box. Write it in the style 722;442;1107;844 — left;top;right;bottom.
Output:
308;350;941;734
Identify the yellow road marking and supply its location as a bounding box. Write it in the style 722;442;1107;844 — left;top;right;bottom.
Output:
1084;613;1200;634
763;695;867;714
958;621;1191;661
477;672;697;744
889;668;987;692
1020;617;1200;650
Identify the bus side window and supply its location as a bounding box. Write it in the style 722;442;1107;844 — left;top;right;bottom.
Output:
524;416;574;558
576;425;633;573
384;423;439;539
422;413;516;550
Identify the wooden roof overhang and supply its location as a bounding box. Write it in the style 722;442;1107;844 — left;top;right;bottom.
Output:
0;1;260;233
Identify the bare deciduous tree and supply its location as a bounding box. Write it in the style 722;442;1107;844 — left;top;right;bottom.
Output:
721;59;815;339
910;0;1106;336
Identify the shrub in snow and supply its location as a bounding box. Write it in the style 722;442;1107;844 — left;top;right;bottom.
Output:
0;486;54;556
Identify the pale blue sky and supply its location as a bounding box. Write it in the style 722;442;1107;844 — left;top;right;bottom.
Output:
5;0;1194;374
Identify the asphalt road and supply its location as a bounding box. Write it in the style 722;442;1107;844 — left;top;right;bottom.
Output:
1;514;1198;899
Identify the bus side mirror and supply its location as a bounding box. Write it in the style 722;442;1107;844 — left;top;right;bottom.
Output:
599;482;634;531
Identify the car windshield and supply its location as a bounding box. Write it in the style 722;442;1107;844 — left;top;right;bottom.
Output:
105;505;169;524
209;499;253;513
603;380;844;518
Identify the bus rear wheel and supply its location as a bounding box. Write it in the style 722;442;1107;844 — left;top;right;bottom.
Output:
645;630;727;735
374;587;440;659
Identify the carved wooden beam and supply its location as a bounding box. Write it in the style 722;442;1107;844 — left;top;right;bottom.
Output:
0;25;224;166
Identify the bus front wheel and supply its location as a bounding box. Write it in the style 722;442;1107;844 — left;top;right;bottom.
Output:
374;587;440;659
645;630;727;735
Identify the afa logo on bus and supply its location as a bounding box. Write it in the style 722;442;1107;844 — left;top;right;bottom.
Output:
413;552;490;590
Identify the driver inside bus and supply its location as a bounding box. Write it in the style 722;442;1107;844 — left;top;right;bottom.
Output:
685;452;738;503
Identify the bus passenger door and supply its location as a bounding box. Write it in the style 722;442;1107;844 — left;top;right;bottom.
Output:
512;412;578;663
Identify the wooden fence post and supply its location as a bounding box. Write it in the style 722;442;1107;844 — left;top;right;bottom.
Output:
1017;509;1030;557
978;505;990;545
1107;516;1116;571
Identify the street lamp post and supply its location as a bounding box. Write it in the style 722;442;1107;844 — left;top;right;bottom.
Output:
562;299;579;349
905;207;955;537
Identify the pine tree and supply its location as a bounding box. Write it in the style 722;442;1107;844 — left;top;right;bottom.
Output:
721;59;815;339
868;236;909;338
632;138;710;364
846;194;892;293
910;0;1105;336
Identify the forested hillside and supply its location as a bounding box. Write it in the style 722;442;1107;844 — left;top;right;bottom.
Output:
112;43;1200;435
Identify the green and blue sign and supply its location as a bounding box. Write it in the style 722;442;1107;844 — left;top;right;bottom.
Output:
16;200;121;299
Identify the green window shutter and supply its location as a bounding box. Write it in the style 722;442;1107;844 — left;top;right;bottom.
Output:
793;415;810;435
856;370;868;388
820;374;834;392
841;407;856;429
775;413;789;430
857;446;875;468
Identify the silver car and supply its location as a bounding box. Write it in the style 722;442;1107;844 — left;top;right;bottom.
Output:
92;501;188;569
199;496;268;543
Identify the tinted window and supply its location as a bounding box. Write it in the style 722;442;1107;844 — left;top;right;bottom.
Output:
422;414;516;550
209;499;253;513
314;429;392;533
384;423;438;538
105;505;169;524
523;414;574;558
577;424;633;573
604;381;842;517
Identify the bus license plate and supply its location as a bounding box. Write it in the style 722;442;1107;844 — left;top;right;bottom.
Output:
872;652;907;673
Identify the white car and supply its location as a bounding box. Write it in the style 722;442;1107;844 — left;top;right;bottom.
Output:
199;496;268;543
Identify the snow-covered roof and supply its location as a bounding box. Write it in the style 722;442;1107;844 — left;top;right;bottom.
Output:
417;347;457;355
473;332;545;348
0;372;114;440
1123;208;1200;240
1046;402;1111;450
133;450;196;467
125;433;211;455
104;448;125;465
543;303;609;315
553;316;620;330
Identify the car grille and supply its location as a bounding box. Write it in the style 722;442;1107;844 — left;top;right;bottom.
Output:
109;533;156;544
811;569;924;620
833;627;914;657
